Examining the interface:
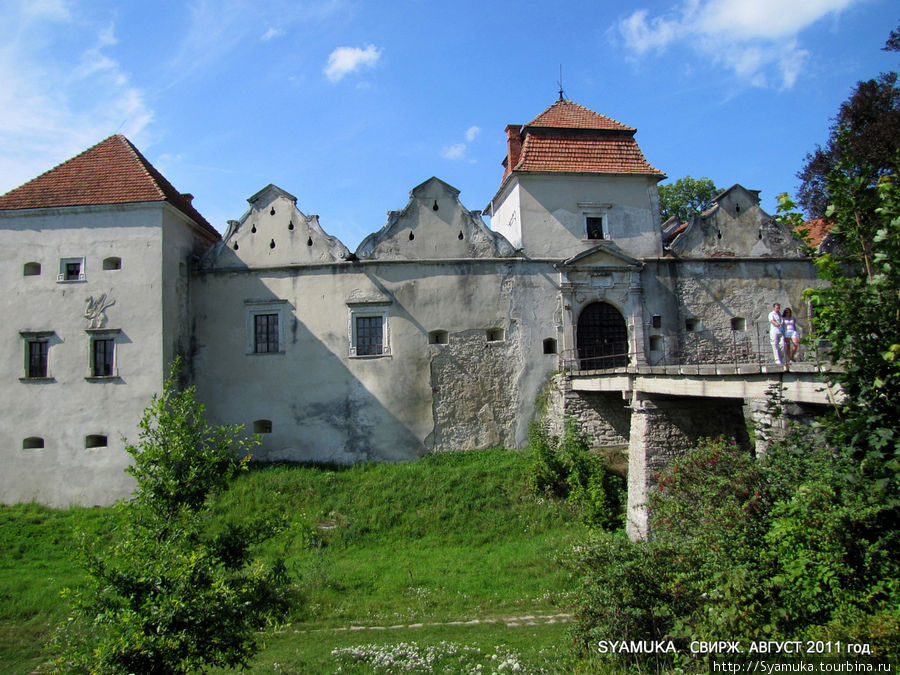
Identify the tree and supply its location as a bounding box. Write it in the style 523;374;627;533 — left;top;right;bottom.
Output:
53;367;291;674
657;175;720;222
796;46;900;221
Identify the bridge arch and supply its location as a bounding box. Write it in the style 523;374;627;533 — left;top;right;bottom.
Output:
576;301;628;369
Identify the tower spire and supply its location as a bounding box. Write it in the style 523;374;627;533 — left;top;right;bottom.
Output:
557;65;565;101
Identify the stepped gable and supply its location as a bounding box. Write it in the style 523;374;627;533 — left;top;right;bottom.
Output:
0;135;219;241
502;99;664;179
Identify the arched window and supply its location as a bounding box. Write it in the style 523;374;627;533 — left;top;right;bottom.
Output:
23;437;45;449
23;262;41;276
102;257;122;270
542;338;557;354
576;302;628;369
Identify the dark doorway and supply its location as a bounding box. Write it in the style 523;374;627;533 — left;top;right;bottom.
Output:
577;302;628;369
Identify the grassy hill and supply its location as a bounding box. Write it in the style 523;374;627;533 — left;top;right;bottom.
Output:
0;448;588;673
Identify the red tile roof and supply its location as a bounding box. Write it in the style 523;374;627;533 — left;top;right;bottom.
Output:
513;133;663;175
509;99;664;177
526;99;636;132
0;135;218;240
799;218;833;248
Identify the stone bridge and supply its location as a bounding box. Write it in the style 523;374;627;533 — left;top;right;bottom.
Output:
549;363;842;539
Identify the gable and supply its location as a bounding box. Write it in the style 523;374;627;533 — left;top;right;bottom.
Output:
356;177;515;260
205;185;350;268
558;241;642;268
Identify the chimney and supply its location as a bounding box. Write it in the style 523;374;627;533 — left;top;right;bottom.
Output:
181;193;194;205
503;124;523;181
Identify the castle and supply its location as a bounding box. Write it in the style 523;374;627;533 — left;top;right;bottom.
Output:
1;99;820;511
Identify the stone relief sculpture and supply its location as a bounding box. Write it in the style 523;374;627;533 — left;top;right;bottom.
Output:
84;293;115;329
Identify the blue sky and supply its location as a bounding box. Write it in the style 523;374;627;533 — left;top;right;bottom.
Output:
0;0;896;248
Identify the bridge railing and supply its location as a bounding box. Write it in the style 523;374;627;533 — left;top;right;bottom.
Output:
562;320;830;372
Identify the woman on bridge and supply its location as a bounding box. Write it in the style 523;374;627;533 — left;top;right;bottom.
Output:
782;308;800;363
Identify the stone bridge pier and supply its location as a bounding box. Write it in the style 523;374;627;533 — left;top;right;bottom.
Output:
625;391;751;539
548;367;839;540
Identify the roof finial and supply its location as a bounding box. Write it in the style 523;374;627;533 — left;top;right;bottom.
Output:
557;65;565;101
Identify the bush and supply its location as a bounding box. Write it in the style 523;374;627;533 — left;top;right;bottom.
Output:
528;419;625;530
52;368;293;674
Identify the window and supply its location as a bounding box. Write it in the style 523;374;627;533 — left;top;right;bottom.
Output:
579;202;611;241
649;335;663;352
356;316;384;355
23;437;45;450
349;304;390;357
429;330;449;345
543;338;557;354
92;338;115;376
58;257;85;282
86;329;120;378
23;262;41;276
685;318;700;332
586;216;607;240
486;328;505;342
254;313;279;353
245;300;287;355
253;419;273;434
85;435;108;449
102;257;122;271
731;317;746;331
27;340;49;378
20;331;54;379
652;315;662;329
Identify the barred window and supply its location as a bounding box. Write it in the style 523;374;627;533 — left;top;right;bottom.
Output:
254;313;279;353
356;316;384;356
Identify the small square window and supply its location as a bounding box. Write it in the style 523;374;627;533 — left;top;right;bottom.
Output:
685;318;699;332
652;315;662;329
58;257;85;282
486;328;505;342
102;257;122;271
429;330;449;345
23;262;41;276
731;317;746;331
586;216;607;240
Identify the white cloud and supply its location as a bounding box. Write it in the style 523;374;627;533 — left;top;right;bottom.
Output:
442;143;467;160
0;1;154;193
324;44;382;82
616;0;859;89
261;26;284;41
465;126;481;142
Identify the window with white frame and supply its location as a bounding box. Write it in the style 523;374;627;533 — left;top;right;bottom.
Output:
349;303;390;357
58;257;85;282
579;202;611;240
245;300;287;355
20;331;54;379
87;329;120;378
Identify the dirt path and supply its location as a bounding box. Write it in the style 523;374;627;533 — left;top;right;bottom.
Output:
289;613;573;635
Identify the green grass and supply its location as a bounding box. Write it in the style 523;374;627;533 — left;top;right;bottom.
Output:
0;448;589;673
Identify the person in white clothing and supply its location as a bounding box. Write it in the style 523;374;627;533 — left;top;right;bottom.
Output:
768;302;785;365
782;307;800;363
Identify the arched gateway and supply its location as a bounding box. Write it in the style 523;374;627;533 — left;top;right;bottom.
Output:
577;302;628;369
